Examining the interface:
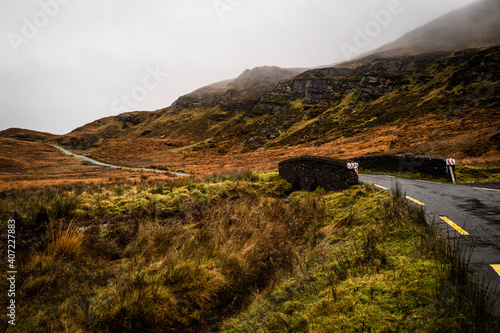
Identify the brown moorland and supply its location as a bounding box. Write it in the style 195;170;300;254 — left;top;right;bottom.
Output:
2;107;498;191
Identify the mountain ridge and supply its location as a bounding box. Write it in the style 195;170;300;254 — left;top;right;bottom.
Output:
2;45;498;170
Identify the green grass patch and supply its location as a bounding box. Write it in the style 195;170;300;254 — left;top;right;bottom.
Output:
455;166;500;183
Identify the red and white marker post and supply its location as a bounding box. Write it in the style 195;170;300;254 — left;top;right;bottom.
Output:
347;163;359;174
446;158;456;183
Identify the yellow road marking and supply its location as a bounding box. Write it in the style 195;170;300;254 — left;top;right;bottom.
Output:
440;216;469;235
375;184;389;190
491;265;500;277
473;187;500;192
405;196;426;206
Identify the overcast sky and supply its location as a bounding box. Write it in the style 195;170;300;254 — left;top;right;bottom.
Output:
0;0;477;135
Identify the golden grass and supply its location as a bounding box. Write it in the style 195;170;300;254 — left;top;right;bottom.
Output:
0;138;181;191
47;221;84;260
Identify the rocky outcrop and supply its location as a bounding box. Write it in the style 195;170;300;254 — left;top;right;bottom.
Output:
257;57;434;110
172;89;239;111
172;48;495;120
56;133;99;149
115;113;147;129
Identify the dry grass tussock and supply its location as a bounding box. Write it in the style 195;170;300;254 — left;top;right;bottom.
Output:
46;220;84;261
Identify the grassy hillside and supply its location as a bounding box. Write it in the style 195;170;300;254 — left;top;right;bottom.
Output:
0;174;497;332
1;47;498;183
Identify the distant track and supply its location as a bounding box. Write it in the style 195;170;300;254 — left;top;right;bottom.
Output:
51;145;190;177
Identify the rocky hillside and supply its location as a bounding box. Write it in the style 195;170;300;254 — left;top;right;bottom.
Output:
35;45;498;172
46;66;306;150
241;46;499;150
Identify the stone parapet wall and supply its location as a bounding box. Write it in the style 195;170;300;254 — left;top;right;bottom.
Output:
352;155;456;182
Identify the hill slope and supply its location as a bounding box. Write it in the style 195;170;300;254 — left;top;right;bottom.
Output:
44;46;499;173
172;66;306;111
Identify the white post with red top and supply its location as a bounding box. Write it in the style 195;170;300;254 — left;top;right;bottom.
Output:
446;158;456;184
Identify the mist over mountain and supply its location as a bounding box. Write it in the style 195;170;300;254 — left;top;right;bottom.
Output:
369;0;500;57
175;0;500;110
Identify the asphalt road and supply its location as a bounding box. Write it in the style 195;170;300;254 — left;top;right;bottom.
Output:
359;174;500;316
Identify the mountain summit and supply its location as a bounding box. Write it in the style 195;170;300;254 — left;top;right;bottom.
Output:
172;66;306;111
370;0;500;57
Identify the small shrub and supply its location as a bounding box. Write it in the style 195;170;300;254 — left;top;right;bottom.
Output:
409;205;428;226
102;225;136;249
51;191;80;220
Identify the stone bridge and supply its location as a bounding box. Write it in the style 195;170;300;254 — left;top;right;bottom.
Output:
279;156;358;192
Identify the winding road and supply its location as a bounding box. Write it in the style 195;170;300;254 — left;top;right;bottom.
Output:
51;145;190;177
359;174;500;315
